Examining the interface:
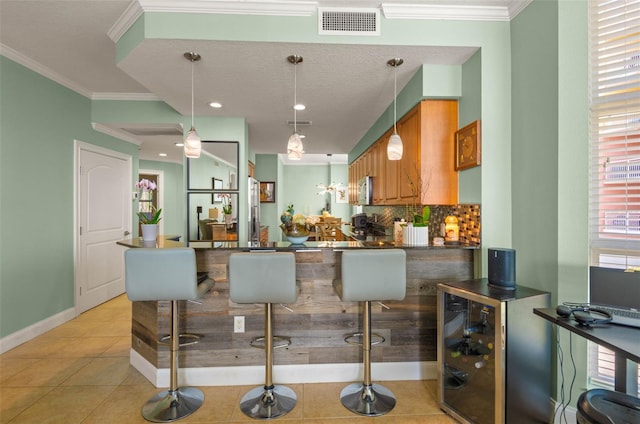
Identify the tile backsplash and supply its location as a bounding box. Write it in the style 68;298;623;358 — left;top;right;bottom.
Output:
362;204;481;245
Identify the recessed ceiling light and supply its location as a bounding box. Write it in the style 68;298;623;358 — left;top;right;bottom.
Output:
159;153;167;157
209;102;222;108
294;104;305;111
175;142;184;147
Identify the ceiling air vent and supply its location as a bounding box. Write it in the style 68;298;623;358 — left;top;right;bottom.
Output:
319;8;380;36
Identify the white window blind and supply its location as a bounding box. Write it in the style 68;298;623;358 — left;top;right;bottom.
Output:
589;0;640;261
588;0;640;396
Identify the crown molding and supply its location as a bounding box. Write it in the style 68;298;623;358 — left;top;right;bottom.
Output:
107;0;144;43
109;1;318;43
382;3;510;21
508;0;534;19
92;92;162;101
0;43;93;98
92;123;142;146
138;0;317;16
1;43;159;102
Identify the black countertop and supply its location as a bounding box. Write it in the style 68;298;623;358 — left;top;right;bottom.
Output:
117;237;479;250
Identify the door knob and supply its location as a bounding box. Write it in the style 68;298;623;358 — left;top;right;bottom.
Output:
124;230;131;236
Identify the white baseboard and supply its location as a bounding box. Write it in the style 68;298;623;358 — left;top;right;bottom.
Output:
0;307;76;354
130;349;437;387
552;400;577;424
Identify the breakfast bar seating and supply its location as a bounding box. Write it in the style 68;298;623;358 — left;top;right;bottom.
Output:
333;249;407;416
124;247;213;422
229;252;300;420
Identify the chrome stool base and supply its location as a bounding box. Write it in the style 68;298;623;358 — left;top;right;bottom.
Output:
159;333;202;347
344;332;385;346
141;387;204;422
239;384;297;420
339;383;396;417
250;335;291;350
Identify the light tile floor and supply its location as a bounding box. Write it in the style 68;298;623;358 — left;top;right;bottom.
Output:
0;295;456;423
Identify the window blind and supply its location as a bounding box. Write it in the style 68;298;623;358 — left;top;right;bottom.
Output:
589;0;640;264
588;0;640;396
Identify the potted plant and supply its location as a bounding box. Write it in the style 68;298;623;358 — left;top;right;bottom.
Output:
137;206;162;241
218;193;233;228
136;178;161;241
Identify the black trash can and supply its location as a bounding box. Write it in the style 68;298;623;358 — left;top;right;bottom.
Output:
577;389;640;424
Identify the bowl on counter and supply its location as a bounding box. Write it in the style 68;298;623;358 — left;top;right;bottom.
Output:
286;235;309;244
280;224;310;245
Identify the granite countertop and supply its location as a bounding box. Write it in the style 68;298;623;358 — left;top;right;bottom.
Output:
117;233;479;250
187;240;479;250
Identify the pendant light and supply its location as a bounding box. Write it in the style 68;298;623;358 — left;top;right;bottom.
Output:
184;52;202;158
287;55;304;160
387;58;404;160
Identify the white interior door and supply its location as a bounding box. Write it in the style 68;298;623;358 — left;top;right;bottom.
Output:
76;141;131;313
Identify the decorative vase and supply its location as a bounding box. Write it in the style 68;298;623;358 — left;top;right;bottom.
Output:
224;213;233;229
141;224;158;242
280;213;292;227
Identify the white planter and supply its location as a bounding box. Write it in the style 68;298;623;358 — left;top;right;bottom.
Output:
402;224;429;246
141;224;159;241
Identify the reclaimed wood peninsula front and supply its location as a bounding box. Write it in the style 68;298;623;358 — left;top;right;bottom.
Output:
117;239;478;387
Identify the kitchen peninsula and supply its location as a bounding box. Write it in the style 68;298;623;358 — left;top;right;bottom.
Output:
117;238;478;387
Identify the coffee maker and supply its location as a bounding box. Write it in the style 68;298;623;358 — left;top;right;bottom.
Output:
352;213;367;229
351;213;368;239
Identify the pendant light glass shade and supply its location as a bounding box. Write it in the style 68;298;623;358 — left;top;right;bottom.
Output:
287;55;304;159
184;52;201;158
387;132;403;160
287;132;304;160
387;58;404;161
184;126;201;158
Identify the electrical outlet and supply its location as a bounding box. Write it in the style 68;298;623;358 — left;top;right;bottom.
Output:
234;316;245;333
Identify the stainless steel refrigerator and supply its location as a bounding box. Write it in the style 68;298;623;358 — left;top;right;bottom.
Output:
248;177;260;243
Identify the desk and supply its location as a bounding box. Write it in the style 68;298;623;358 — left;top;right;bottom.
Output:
534;308;640;394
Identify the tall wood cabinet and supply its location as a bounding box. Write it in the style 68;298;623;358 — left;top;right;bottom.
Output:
349;99;459;206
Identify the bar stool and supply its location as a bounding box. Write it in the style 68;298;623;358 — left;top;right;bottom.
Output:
229;252;299;420
125;247;213;423
333;249;406;416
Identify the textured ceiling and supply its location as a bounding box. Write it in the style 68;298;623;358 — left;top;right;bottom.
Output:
0;0;528;164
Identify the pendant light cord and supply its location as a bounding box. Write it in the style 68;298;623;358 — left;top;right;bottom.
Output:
191;58;195;129
393;62;398;134
293;60;297;134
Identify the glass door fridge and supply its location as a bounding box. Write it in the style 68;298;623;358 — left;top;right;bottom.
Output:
437;279;551;424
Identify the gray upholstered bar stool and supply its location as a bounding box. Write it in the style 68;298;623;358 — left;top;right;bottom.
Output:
229;252;299;420
333;249;406;416
125;247;213;423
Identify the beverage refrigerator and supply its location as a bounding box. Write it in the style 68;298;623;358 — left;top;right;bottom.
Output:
437;279;551;424
248;177;260;243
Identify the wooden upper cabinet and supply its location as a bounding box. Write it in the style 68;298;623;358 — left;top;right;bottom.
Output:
349;99;459;206
397;106;421;202
371;140;386;204
419;100;458;205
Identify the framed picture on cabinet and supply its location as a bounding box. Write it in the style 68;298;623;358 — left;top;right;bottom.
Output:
260;181;275;203
455;120;481;171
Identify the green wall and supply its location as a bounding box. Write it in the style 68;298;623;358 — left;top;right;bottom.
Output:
0;57;138;338
511;0;589;402
255;154;280;242
459;51;482;204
